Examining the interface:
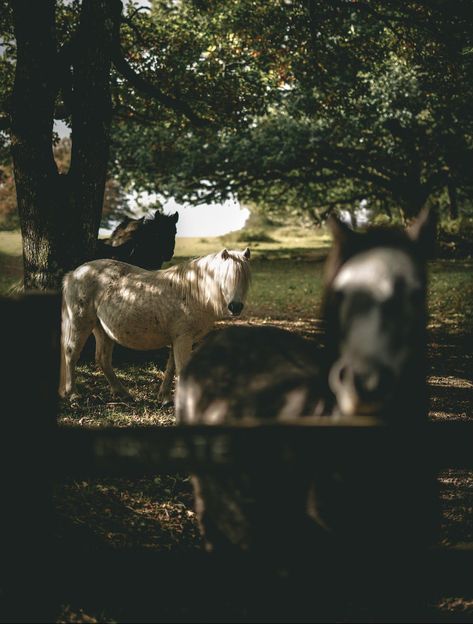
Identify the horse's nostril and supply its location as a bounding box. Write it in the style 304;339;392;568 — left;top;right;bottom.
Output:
353;367;394;401
228;301;244;315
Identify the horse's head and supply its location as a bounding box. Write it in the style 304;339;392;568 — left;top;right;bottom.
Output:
137;210;179;268
156;211;179;262
219;247;251;316
325;208;436;419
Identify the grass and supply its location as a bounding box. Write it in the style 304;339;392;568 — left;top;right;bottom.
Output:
0;230;23;294
173;224;331;260
2;227;471;330
246;257;325;319
0;230;22;255
429;259;473;334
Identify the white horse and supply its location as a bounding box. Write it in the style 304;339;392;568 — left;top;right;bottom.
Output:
59;248;251;403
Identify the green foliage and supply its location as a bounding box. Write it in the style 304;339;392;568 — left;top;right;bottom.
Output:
0;1;14;163
108;1;473;223
1;0;472;226
109;0;304;190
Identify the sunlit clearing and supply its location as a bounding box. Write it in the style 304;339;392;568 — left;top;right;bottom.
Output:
164;198;250;237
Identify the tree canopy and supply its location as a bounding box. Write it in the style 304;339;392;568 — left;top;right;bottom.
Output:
108;0;473;223
1;0;472;270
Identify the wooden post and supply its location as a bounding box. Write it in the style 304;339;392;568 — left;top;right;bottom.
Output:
0;292;61;622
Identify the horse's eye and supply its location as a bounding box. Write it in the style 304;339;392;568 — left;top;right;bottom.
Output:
348;291;374;316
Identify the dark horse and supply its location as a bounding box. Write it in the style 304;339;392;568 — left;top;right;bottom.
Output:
96;210;179;270
175;208;438;556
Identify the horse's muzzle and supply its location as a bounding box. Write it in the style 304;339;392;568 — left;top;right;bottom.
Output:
329;358;395;416
228;301;244;316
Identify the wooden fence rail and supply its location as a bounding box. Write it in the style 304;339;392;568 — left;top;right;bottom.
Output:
56;420;473;476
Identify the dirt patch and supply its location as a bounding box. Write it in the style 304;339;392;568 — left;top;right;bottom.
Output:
55;476;201;552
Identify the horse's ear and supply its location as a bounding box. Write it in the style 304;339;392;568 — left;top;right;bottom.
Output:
328;214;356;248
243;247;250;259
221;249;229;260
172;211;179;223
407;206;437;255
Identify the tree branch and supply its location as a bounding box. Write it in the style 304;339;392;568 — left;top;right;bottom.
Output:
111;12;212;127
127;5;151;21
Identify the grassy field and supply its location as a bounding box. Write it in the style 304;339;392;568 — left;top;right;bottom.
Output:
2;225;471;428
0;230;23;293
2;227;472;327
1;226;473;621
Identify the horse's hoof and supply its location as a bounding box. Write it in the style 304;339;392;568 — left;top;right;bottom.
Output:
158;399;174;410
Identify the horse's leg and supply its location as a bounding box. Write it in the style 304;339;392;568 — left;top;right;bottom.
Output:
93;324;131;399
58;299;70;398
61;319;94;400
59;331;67;398
173;335;194;375
159;335;193;405
157;348;175;405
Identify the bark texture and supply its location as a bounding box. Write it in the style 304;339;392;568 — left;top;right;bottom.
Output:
10;0;120;289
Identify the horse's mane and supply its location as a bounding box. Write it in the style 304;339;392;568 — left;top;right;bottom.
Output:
108;218;141;246
162;251;251;316
108;212;173;246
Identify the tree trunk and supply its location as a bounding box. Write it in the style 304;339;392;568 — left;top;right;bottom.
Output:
10;0;119;290
65;0;118;273
10;1;61;289
447;180;459;220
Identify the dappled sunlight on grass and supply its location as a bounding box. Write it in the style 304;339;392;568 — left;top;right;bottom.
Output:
59;362;175;428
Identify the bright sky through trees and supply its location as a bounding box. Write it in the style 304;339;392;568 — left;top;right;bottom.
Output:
162;198;250;237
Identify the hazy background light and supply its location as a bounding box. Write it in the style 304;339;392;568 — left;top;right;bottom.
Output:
54;119;71;139
99;191;250;238
339;199;372;229
162;197;250;237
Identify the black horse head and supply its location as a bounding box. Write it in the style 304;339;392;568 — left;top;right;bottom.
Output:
97;210;179;270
